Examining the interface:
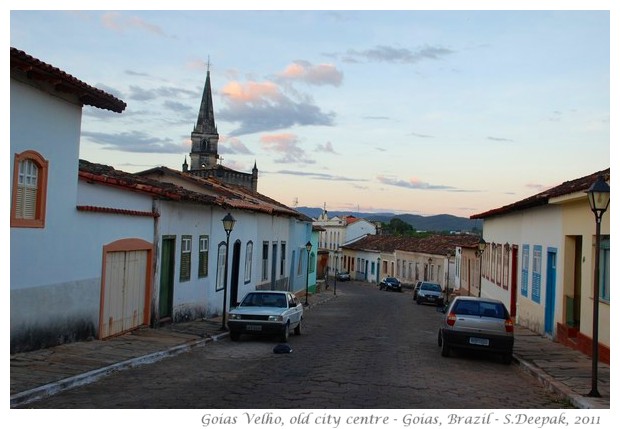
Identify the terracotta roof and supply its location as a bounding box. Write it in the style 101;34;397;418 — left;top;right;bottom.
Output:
79;160;215;203
11;47;126;113
134;165;310;220
343;234;480;256
471;168;610;220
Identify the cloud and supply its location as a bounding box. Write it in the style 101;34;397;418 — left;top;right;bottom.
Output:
81;130;186;154
218;80;335;136
315;141;338;154
277;61;343;86
275;170;363;182
163;100;193;113
259;133;315;164
525;183;554;192
377;175;455;190
101;12;167;36
411;132;434;138
219;136;253;155
128;85;199;101
338;44;455;64
487;136;514;142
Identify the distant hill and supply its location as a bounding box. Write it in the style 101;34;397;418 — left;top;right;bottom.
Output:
296;207;482;233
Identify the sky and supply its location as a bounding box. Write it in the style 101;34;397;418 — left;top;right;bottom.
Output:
7;1;615;218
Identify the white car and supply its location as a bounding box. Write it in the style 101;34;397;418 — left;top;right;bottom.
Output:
227;291;303;342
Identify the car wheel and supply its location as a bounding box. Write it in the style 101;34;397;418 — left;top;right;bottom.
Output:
280;322;290;342
416;298;422;305
294;319;302;335
441;336;451;357
437;330;442;347
502;352;513;365
230;331;240;341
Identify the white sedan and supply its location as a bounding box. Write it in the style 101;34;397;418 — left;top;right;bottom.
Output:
227;291;303;342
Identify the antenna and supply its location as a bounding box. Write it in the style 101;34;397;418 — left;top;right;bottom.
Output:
293;197;298;207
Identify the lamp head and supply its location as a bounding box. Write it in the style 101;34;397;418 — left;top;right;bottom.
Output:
222;213;236;233
586;174;610;216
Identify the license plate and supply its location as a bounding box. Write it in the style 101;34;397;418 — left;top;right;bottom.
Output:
469;337;489;346
246;325;262;331
428;296;436;301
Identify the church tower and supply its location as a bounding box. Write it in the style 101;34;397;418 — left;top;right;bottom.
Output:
189;68;219;171
184;63;259;192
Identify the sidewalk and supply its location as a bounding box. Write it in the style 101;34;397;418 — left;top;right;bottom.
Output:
10;289;609;409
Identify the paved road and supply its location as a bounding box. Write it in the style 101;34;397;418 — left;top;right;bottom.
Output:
25;282;571;409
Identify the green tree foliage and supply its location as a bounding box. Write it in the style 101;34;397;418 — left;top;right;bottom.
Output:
382;217;421;236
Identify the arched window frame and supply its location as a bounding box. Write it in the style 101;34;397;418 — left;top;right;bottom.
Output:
11;150;49;228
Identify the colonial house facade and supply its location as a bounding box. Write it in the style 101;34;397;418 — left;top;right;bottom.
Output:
341;234;481;291
136;165;314;319
10;48;313;353
11;47;130;352
471;169;610;364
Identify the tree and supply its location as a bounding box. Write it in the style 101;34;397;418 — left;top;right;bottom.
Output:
385;218;414;236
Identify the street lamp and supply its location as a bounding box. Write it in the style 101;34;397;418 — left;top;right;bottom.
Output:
586;174;610;398
220;212;236;331
477;238;487;297
305;241;312;306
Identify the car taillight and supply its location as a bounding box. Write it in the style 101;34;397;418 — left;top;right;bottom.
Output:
505;318;514;333
447;313;457;326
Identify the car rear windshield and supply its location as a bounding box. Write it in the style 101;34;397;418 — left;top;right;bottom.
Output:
422;283;441;291
452;300;507;319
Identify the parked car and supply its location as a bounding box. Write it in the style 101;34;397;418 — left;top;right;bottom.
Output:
227;291;303;342
413;281;423;300
379;277;402;292
336;271;351;281
415;282;444;305
437;296;514;364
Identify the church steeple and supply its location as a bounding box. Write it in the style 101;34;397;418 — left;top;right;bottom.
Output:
189;64;219;171
194;67;217;135
183;60;258;192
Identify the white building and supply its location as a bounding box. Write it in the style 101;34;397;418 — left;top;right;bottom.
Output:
313;210;377;276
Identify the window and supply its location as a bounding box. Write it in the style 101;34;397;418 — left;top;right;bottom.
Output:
532;245;542;303
521;245;530;297
297;247;303;276
280;242;286;276
11;151;49;228
262;241;269;281
600;236;610;301
198;235;209;278
310;252;316;273
496;244;503;287
180;235;192;281
244;241;253;283
502;245;510;289
216;242;227;291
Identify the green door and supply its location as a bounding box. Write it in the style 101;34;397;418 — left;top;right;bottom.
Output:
159;236;175;320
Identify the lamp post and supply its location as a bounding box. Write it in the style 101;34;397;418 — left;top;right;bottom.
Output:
586;175;610;398
220;213;236;331
477;238;487;298
305;241;312;306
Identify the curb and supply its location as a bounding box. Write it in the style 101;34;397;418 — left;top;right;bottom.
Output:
512;353;604;409
10;334;225;408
